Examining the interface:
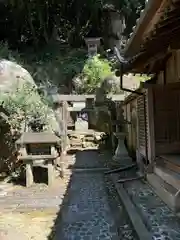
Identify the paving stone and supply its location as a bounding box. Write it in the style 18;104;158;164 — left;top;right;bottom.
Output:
0;149;137;239
54;172;119;239
123;176;180;240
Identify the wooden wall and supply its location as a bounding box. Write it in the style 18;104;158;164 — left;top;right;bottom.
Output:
123;88;155;163
152;83;180;155
153;49;180;155
123;50;180;162
157;50;180;84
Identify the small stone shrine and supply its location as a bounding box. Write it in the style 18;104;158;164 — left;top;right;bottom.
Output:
16;132;61;187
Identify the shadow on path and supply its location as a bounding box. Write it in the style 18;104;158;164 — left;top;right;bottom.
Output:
48;149;119;240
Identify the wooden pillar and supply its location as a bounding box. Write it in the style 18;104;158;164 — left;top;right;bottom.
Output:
126;103;131;149
136;96;143;172
26;161;33;187
146;87;155;172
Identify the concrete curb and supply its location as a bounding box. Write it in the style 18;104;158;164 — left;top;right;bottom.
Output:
110;174;153;240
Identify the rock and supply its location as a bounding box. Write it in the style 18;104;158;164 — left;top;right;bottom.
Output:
0;60;35;92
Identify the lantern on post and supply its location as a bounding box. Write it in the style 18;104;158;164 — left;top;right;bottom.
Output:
84;38;101;57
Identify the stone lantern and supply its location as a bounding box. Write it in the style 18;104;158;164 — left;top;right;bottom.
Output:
84;37;101;57
112;102;132;167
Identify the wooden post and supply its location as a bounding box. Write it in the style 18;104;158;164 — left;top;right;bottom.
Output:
136;96;143;172
146;87;155;171
26;161;33;187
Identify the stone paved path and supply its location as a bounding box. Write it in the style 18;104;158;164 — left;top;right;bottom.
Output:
0;149;137;240
116;168;180;240
67;149;103;169
125;179;180;240
50;150;119;240
51;173;118;240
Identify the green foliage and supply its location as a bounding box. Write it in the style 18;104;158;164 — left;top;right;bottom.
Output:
1;0;145;48
22;46;87;87
0;42;119;95
134;74;151;82
0;82;56;132
78;55;113;93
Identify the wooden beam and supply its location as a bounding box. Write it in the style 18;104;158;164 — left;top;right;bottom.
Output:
150;18;180;39
144;25;180;51
157;10;180;28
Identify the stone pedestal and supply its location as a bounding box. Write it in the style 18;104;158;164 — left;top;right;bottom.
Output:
112;132;132;166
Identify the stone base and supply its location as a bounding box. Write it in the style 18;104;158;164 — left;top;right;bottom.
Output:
110;156;133;169
112;154;133;165
110;160;122;168
112;132;133;167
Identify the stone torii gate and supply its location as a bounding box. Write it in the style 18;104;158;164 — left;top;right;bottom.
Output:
51;94;132;172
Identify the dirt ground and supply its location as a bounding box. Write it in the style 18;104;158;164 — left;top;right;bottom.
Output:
0;211;56;240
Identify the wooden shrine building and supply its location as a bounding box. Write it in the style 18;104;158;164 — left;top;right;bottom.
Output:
117;0;180;211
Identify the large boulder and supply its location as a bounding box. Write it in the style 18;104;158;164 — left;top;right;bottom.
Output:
0;60;60;134
0;60;35;92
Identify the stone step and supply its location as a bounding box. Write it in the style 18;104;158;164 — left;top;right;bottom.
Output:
147;173;180;212
154;166;180;190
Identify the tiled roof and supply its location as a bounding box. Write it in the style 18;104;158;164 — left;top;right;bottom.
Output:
118;0;180;73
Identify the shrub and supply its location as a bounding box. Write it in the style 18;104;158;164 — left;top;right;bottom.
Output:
74;55;114;93
0;81;57;133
